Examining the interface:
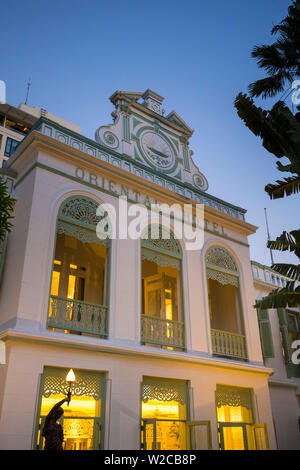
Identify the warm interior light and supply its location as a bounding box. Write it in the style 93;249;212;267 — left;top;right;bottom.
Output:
66;369;76;383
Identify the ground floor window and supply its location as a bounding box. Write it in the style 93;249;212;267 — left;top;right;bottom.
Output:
34;367;106;450
141;377;188;450
216;385;269;450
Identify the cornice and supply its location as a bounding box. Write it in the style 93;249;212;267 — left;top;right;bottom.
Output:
10;131;256;237
0;328;273;376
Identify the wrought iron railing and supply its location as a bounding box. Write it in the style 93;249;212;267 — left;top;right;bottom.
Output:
141;314;185;349
48;295;108;337
211;329;247;360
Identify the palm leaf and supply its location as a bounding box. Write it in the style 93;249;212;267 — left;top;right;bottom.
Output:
257;281;300;308
267;230;300;256
265;175;300;199
270;263;300;281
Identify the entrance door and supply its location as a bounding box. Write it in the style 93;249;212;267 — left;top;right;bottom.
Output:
142;418;187;450
219;422;269;450
142;419;212;450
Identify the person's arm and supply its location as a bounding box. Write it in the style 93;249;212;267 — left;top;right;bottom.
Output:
46;392;71;419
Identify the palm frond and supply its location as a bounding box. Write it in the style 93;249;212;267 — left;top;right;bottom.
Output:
267;230;300;254
257;281;300;308
265;175;300;199
270;263;300;281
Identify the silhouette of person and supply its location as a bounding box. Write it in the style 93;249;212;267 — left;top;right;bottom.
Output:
42;391;71;450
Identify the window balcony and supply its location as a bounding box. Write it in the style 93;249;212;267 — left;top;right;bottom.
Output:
141;314;185;350
48;295;108;337
211;329;247;360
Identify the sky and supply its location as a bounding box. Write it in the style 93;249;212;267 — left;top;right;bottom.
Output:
2;0;298;266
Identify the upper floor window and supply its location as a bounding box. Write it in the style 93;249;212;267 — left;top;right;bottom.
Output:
5;117;30;135
206;246;247;360
140;225;185;350
47;196;111;337
4;137;19;157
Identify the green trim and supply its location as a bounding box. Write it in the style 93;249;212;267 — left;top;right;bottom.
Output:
256;306;274;359
13;162;250;248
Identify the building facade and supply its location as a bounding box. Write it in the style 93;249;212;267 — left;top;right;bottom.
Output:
252;261;300;449
0;90;278;450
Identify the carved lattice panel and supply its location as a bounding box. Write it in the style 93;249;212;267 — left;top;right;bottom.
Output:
141;225;182;259
205;246;238;274
42;367;104;401
216;386;252;409
142;378;186;405
206;267;238;287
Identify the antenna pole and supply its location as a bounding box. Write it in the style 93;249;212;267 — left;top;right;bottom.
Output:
25;78;31;105
264;208;274;265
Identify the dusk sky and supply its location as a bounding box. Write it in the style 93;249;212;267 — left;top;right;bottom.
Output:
2;0;298;266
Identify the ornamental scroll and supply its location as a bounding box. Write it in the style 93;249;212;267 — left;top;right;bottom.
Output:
41;367;104;401
57;196;110;246
141;225;182;269
142;378;186;405
216;386;252;409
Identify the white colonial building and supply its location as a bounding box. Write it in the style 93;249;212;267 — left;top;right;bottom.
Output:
0;89;283;450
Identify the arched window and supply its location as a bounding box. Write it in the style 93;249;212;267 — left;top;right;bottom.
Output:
205;246;247;360
47;196;110;337
141;225;185;350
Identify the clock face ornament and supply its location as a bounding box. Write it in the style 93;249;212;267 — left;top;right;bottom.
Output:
141;131;174;169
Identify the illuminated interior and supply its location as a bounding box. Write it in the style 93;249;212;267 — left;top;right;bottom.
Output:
216;388;254;450
39;393;101;450
142;394;187;450
142;260;181;323
49;233;107;333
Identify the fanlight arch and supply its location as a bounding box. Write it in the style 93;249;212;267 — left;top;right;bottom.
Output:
141;224;182;270
56;195;110;246
205;245;239;287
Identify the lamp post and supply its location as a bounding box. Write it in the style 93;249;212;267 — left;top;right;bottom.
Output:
66;368;76;405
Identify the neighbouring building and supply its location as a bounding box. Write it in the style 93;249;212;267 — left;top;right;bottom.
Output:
0;102;81;168
252;261;300;449
0;89;288;450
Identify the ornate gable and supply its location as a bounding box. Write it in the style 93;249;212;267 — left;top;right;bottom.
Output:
95;89;208;192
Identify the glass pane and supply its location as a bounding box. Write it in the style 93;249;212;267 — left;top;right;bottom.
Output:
223;426;245;450
189;423;210;450
246;424;256;450
63;418;94;450
148;288;161;317
143;421;155;450
217;404;252;423
142;399;186;420
156;420;187;450
254;425;269;450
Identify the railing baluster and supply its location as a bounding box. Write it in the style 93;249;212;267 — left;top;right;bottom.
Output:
47;295;108;337
140;315;185;349
211;328;247;360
